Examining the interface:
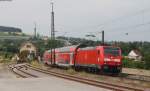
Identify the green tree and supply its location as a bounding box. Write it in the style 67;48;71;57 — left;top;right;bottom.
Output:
143;54;150;69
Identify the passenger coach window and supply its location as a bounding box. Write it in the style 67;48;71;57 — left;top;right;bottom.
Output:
98;50;100;55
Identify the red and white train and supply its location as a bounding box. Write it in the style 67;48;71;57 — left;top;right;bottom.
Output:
43;45;122;74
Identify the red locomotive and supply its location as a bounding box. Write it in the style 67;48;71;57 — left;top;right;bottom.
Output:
43;45;122;74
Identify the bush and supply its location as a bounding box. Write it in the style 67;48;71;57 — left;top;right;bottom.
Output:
143;55;150;70
122;58;145;69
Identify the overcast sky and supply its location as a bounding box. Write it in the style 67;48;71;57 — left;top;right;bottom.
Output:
0;0;150;41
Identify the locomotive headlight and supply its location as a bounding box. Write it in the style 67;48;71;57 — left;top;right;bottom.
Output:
114;59;120;62
104;58;111;62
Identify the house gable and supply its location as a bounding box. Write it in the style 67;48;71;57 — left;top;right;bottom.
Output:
128;50;142;61
128;50;138;57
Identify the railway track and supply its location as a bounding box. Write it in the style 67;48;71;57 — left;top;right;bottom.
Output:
98;72;150;83
122;73;150;82
8;64;38;78
23;64;144;91
8;63;147;91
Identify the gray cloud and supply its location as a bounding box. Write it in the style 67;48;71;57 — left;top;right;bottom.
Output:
0;0;150;41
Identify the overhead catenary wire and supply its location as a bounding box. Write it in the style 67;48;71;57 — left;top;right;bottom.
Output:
54;2;150;40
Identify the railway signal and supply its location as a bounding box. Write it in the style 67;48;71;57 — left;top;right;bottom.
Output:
125;33;128;35
86;30;105;45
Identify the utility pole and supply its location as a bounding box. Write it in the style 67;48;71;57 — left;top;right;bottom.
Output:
102;30;104;45
50;2;55;65
34;22;37;39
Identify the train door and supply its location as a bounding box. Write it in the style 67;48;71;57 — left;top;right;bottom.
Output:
97;50;100;63
69;53;74;66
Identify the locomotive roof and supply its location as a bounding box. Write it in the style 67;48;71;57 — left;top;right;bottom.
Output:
45;45;120;53
45;45;78;53
79;47;96;50
56;45;78;52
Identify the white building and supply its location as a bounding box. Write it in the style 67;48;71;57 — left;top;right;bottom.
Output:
128;50;142;61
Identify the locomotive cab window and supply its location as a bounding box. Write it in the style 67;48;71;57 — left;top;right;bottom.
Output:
104;47;120;56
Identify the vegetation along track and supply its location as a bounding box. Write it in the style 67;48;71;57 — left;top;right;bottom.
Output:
23;64;144;91
119;73;150;82
8;64;38;78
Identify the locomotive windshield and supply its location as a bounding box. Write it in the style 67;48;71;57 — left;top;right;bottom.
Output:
104;47;120;56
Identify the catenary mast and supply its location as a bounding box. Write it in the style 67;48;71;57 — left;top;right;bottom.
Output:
50;2;55;64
